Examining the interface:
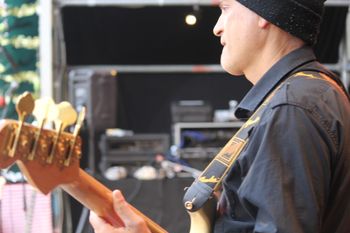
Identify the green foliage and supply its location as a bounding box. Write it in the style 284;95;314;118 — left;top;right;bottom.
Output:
4;0;37;8
0;0;39;120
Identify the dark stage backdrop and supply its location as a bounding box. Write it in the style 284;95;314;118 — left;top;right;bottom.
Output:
62;6;348;65
62;6;222;65
115;72;251;134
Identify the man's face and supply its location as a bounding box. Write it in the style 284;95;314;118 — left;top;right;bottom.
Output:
213;0;262;76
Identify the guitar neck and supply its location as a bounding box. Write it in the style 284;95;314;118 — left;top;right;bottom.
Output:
60;168;168;233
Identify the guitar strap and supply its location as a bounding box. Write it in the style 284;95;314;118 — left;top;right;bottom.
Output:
183;60;347;212
182;84;276;212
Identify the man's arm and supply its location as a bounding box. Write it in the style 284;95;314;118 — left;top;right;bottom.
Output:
215;102;333;233
240;104;332;232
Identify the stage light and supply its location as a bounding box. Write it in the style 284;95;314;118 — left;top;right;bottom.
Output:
185;14;197;26
185;5;200;26
110;69;118;77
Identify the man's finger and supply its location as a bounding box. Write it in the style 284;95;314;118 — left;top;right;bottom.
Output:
90;211;117;232
112;190;145;228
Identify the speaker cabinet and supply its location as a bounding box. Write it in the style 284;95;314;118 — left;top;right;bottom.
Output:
68;69;117;130
73;177;192;233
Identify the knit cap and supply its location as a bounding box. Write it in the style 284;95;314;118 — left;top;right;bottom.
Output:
237;0;326;45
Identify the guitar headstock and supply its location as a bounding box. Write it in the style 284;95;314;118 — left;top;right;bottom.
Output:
0;92;85;194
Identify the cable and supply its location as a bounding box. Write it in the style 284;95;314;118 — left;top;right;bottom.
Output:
75;207;90;233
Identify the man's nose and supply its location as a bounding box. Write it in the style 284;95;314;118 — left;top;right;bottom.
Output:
213;16;223;37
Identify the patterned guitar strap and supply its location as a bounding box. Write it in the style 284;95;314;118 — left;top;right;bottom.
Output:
183;61;349;213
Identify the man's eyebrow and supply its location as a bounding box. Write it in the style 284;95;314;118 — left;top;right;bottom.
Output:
218;0;227;7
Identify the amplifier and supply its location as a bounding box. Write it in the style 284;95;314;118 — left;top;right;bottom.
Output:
171;100;213;123
173;121;244;160
68;69;117;130
99;134;170;171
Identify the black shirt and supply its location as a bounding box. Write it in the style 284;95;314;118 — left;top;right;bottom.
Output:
214;46;350;233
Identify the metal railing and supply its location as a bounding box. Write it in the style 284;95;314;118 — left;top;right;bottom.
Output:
55;0;350;7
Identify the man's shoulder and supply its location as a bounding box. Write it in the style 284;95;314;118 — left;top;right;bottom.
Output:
270;71;348;111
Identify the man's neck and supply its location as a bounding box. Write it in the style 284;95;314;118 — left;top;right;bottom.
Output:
244;35;305;85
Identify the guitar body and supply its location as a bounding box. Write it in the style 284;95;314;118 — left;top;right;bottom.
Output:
187;198;217;233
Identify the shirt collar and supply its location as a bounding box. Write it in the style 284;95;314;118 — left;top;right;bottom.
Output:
235;46;317;119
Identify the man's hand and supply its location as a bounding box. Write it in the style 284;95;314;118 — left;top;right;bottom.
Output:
89;190;151;233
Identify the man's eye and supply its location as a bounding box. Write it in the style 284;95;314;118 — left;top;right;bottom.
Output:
220;5;230;12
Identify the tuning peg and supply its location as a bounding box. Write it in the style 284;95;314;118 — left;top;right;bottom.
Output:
33;97;55;123
64;107;86;166
16;92;35;122
46;102;77;164
28;97;55;160
49;101;78;132
72;106;86;138
9;92;35;157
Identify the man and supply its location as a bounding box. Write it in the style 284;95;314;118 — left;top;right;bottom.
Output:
90;0;350;232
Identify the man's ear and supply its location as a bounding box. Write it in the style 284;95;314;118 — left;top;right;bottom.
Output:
258;17;269;29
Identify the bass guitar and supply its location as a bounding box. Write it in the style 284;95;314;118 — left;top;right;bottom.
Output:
0;92;215;233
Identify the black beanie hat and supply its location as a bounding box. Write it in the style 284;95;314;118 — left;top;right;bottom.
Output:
237;0;326;45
